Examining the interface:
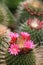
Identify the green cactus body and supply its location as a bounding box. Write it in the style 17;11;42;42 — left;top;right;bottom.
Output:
5;50;35;65
0;3;16;28
1;0;25;10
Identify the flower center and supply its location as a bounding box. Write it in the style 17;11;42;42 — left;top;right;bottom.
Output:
30;20;38;28
13;48;16;51
17;36;25;48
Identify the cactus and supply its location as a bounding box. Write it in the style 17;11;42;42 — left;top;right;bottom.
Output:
0;3;16;28
1;0;25;10
0;44;36;65
34;45;43;65
5;50;35;65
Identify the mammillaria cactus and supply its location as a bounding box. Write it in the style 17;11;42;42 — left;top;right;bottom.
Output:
0;27;36;65
6;32;36;65
0;3;16;29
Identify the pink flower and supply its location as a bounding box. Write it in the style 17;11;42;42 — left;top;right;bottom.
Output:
38;21;43;29
9;32;19;44
24;40;34;49
20;32;30;40
8;44;20;55
27;18;43;30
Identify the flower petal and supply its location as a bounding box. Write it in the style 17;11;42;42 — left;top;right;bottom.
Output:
24;40;35;49
20;32;30;40
9;32;19;44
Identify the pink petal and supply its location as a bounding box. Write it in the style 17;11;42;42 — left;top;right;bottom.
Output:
38;21;43;29
27;18;32;25
9;32;19;44
14;32;19;38
9;32;19;38
24;40;35;49
20;32;30;40
40;21;43;27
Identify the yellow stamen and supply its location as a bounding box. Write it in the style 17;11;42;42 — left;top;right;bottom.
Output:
17;36;25;48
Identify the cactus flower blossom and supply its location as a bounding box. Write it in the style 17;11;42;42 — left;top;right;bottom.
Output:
24;40;34;49
9;44;20;55
27;18;43;30
9;32;35;55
